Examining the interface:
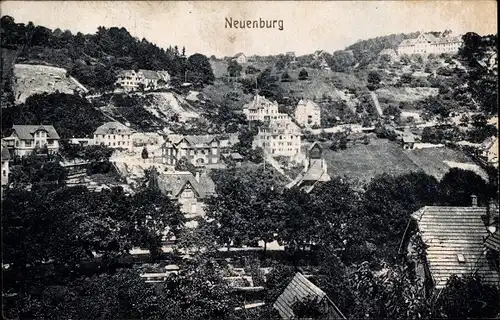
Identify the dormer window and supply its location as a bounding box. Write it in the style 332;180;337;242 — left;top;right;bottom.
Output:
456;254;466;263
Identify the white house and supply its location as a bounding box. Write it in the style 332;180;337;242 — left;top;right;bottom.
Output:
243;95;281;122
2;124;60;157
253;117;302;157
232;53;247;64
295;99;321;127
93;122;134;150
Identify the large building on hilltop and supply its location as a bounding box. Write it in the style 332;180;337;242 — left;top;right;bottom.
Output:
162;135;221;167
93;122;134;150
295;99;321;127
397;32;463;55
2;124;60;157
115;69;170;92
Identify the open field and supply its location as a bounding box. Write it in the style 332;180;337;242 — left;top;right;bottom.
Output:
320;139;486;182
376;87;438;105
12;64;87;104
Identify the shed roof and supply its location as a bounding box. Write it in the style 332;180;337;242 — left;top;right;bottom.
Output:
273;272;345;319
412;206;500;289
11;125;60;140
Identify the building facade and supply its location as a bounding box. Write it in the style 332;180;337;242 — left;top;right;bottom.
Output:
233;53;247;64
397;32;463;55
157;170;216;219
115;69;170;92
93;122;134;150
2;125;60;157
295;99;321;127
162;135;221;167
253;117;302;157
1;143;10;187
243;95;281;122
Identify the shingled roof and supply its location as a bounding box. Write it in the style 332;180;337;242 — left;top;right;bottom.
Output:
412;206;500;289
157;171;215;199
273;272;345;320
164;135;218;148
485;230;500;252
11;125;60;140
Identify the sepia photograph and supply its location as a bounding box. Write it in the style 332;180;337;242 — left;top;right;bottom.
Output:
1;1;498;319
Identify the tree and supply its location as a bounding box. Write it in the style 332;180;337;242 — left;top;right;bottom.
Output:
174;156;197;175
438;168;493;206
280;71;292;82
141;147;149;160
298;68;309;80
227;60;243;77
432;275;500;319
187;53;215;85
367;71;382;91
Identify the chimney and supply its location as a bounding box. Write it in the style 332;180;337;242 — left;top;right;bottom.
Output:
471;194;478;207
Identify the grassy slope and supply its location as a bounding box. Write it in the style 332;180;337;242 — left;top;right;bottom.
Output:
321;138;484;182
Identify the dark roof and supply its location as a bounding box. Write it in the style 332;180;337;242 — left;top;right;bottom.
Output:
11;125;60;140
165;135;218;148
157;171;215;199
273;272;345;320
412;206;500;288
94;122;133;135
485;230;500;252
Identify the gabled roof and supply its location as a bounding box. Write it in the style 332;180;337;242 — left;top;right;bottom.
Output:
273;272;345;320
11;125;60;140
139;69;160;80
296;99;320;112
157;171;215;199
94;122;133;135
485;230;500;252
165;134;218;148
302;159;329;182
233;52;246;58
379;48;397;56
244;94;278;111
412;206;500;289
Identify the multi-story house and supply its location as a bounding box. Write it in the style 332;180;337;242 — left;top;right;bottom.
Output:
115;69;170;92
397;32;463;55
295;99;321;127
157;170;216;221
253;117;302;157
2;124;60;157
243;95;281;122
93;122;134;151
162;135;221;167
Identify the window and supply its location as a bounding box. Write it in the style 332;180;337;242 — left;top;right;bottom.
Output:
48;140;54;145
25;141;32;147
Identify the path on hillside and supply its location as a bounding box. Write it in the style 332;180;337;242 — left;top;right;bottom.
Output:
264;155;292;181
369;91;383;117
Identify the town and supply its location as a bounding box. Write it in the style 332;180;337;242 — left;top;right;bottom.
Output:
1;4;499;320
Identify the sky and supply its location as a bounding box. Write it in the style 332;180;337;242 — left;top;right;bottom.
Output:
2;1;497;57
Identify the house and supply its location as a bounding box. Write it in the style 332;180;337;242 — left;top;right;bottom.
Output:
162;135;221;167
295;99;321;127
243;95;280;122
93;122;134;151
1;143;10;187
406;198;500;289
479;136;498;167
2;125;60;157
221;152;244;166
286;142;330;192
156;170;215;220
253;117;302;157
115;69;170;92
232;52;247;64
378;48;398;59
397;31;463;55
273;272;346;320
402;135;416;150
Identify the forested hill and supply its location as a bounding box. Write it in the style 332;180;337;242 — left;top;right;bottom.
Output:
0;15;186;92
345;32;419;62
